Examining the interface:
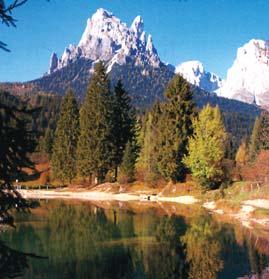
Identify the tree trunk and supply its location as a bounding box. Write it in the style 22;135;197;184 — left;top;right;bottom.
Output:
114;166;118;182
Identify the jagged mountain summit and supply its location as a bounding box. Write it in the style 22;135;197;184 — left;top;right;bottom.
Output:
175;60;223;93
217;39;269;108
23;8;173;107
48;8;161;75
0;8;225;108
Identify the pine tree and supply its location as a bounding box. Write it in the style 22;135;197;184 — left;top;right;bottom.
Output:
0;91;37;225
42;127;54;157
184;104;227;189
51;89;79;184
249;116;261;161
77;62;115;184
249;111;269;160
112;80;136;181
119;138;139;183
156;74;195;182
137;102;163;183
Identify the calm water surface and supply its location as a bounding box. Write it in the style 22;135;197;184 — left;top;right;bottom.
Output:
1;200;269;279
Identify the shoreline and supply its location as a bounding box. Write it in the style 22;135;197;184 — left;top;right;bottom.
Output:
18;188;269;230
18;189;199;204
203;199;269;229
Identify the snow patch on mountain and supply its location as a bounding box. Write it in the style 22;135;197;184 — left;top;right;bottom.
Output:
175;60;223;92
48;8;161;74
217;39;269;107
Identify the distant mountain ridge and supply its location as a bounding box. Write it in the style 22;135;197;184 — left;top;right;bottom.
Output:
0;8;267;111
175;61;223;93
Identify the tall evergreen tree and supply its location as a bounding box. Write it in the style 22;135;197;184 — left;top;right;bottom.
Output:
112;80;136;181
249;116;261;161
249;111;269;160
42;127;54;157
77;62;115;184
184;104;227;189
119;138;139;183
51;89;79;184
156;74;195;182
137;102;163;183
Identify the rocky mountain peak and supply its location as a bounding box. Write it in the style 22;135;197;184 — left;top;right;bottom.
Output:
175;60;222;92
130;15;144;36
47;8;160;74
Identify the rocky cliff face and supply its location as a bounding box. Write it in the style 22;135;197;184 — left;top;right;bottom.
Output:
217;39;269;108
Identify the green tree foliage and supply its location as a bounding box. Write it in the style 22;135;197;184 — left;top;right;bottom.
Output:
184;104;227;189
77;62;115;183
119;138;139;183
41;127;54;157
249;116;261;161
249;111;269;160
194;88;260;158
51;89;79;184
0;91;37;225
0;92;37;182
28;93;61;134
137;102;163;183
156;74;195;182
112;80;136;180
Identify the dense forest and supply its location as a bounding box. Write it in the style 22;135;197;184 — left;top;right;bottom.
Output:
0;59;267;191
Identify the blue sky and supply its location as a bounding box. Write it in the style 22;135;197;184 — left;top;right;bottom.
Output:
1;0;269;82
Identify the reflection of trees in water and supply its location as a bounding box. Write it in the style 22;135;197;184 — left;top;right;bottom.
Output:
218;224;269;278
47;202;134;278
247;238;268;276
149;215;188;279
2;201;269;279
123;214;189;279
47;204;190;279
182;215;223;279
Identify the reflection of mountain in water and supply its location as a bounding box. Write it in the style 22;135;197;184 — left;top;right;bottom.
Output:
1;200;269;279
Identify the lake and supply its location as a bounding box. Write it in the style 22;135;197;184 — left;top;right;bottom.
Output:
0;200;268;279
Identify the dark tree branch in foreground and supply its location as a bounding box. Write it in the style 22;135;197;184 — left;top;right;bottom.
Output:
0;0;28;27
0;0;29;51
0;92;39;226
0;0;49;51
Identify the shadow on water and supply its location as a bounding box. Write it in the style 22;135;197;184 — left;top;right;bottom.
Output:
0;200;269;278
0;240;47;279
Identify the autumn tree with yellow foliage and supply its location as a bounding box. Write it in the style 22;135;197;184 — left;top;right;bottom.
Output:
184;104;227;189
